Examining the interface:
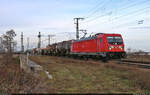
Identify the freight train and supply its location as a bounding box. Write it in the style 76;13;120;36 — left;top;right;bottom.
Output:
33;33;126;60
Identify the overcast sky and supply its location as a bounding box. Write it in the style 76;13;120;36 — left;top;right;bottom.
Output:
0;0;150;52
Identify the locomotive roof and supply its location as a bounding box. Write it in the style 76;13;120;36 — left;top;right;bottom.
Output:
75;33;103;42
74;33;121;42
75;36;97;42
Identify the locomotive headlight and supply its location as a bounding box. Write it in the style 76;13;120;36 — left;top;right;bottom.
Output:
109;46;114;50
109;47;112;50
119;46;123;50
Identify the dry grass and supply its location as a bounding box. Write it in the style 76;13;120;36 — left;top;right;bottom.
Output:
0;55;47;93
103;62;150;92
29;56;150;93
129;70;150;90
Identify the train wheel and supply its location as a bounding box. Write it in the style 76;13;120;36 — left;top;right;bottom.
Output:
102;56;109;63
83;56;88;61
122;52;127;58
73;55;77;59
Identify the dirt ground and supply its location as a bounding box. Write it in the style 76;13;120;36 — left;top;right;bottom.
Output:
29;55;150;93
0;55;49;93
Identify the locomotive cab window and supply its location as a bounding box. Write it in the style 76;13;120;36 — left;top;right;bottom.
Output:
107;36;123;45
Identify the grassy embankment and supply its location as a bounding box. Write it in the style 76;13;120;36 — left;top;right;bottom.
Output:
30;56;150;93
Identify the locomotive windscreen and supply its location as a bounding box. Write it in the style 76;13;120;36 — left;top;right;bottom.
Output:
107;36;123;45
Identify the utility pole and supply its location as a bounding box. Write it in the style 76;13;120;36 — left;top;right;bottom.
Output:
27;37;29;51
74;18;84;40
48;35;50;45
48;35;55;45
38;32;41;49
0;37;3;52
37;32;41;55
21;32;24;53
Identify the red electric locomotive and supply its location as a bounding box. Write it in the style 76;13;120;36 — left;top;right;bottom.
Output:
71;33;126;59
33;33;126;60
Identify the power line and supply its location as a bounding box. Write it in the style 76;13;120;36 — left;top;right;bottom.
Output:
112;9;150;29
85;5;150;32
85;5;150;30
111;5;150;22
118;0;149;11
86;0;100;13
84;0;150;23
85;0;107;18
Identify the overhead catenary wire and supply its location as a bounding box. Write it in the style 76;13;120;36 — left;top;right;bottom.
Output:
84;0;109;19
85;0;102;14
84;4;150;30
83;0;150;24
81;6;150;34
112;8;150;29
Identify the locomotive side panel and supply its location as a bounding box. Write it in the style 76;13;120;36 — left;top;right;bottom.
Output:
85;39;97;53
71;38;97;53
96;34;105;52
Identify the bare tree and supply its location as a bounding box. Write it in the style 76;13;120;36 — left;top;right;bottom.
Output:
1;29;17;63
2;30;16;52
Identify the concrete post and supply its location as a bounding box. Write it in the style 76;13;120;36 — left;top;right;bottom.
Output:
27;52;29;64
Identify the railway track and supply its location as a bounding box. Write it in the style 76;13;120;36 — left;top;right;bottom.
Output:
116;59;150;69
34;55;150;69
70;57;150;69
